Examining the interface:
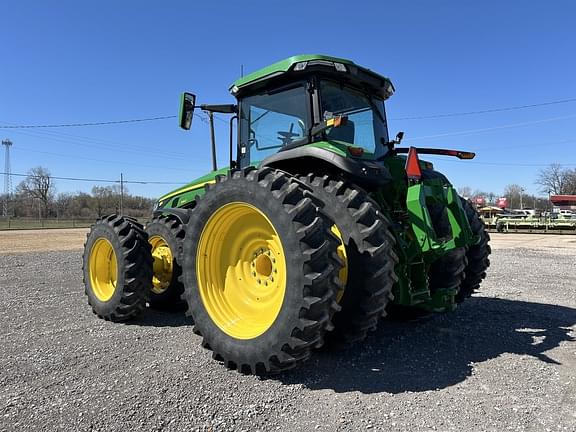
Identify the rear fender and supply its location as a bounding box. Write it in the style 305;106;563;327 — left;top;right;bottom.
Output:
406;182;476;255
152;207;191;226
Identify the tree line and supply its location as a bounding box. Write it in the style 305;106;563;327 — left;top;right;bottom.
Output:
3;162;576;219
2;167;155;219
458;163;576;210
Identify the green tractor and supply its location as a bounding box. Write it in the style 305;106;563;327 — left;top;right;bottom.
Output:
82;55;490;374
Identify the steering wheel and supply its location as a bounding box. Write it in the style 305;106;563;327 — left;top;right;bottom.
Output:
277;123;300;146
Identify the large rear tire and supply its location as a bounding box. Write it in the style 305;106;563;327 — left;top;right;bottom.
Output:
427;205;467;299
145;215;186;310
457;198;491;303
82;215;152;321
298;174;398;346
181;167;342;374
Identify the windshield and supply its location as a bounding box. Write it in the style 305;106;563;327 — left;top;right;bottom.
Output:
320;80;389;157
240;83;310;163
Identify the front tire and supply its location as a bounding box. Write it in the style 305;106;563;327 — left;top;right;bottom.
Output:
82;215;152;321
181;167;342;374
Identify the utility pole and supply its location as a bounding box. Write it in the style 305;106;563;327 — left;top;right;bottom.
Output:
519;188;524;210
2;139;13;217
120;173;124;216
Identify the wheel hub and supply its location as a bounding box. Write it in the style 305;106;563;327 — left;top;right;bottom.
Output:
88;238;118;302
150;236;173;294
196;202;287;340
251;248;277;285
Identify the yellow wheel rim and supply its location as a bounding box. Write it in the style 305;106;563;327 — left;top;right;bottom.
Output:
89;238;118;302
331;225;348;303
149;235;173;295
196;202;287;340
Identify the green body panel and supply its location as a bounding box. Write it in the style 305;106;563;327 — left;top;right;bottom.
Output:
157;167;229;209
306;140;349;157
379;155;476;311
406;182;474;255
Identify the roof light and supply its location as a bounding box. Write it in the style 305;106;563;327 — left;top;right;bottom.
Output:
294;61;308;71
334;62;347;72
405;147;422;180
230;85;239;95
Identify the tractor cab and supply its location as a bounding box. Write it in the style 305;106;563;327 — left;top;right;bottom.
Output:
230;55;395;166
179;55;396;179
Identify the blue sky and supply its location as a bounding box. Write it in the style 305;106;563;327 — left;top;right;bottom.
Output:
1;1;575;198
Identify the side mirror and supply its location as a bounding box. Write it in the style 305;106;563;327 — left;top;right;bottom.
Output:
179;92;196;130
395;131;404;144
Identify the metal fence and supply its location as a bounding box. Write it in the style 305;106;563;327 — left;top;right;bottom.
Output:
0;217;147;230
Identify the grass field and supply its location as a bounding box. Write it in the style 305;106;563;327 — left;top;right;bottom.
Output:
0;218;147;230
0;219;93;230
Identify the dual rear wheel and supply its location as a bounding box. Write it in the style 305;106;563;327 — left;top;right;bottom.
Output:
82;168;400;374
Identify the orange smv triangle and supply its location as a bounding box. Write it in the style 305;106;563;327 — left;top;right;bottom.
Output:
405;147;422;180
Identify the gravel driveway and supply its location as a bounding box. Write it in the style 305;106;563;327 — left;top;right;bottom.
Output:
0;235;575;431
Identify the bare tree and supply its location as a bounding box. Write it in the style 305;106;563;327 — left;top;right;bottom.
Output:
564;169;576;194
91;185;126;217
536;163;569;195
55;192;74;218
504;184;524;209
458;186;473;198
16;167;55;218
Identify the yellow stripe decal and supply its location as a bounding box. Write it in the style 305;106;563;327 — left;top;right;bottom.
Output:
160;180;216;202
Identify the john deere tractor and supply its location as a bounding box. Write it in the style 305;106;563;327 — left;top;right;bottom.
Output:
82;55;490;374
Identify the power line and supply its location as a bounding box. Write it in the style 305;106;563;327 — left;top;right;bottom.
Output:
0;171;188;185
0;115;177;129
0;109;221;130
2;96;576;129
405;113;576;141
391;97;576;120
425;158;576;167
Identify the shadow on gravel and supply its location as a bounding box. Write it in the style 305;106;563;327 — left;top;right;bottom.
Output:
278;296;576;394
127;308;192;328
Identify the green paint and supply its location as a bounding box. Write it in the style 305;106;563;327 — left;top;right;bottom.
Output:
157;167;229;209
232;55;354;90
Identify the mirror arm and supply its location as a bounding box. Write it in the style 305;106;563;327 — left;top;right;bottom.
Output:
229;115;238;169
208;111;217;172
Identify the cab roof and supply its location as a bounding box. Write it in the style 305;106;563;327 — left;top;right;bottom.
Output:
229;54;395;100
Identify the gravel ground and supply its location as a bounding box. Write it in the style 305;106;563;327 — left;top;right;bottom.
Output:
0;238;575;431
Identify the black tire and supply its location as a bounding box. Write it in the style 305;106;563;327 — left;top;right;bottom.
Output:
457;199;491;303
145;215;186;310
427;205;468;299
298;174;398;346
82;215;152;321
181;167;342;374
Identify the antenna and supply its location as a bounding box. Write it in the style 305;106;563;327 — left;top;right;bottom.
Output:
2;139;12;217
